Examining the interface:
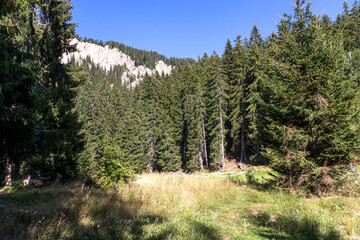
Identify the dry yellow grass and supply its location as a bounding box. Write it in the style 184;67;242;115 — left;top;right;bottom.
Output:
120;173;235;216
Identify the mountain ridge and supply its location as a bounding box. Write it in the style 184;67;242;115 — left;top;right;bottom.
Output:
62;39;174;87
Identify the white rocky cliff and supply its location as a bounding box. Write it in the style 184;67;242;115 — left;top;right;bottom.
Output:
62;39;174;87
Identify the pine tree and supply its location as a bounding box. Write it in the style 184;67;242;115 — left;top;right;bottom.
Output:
336;1;360;88
168;71;186;165
245;25;265;162
262;0;360;193
137;74;160;172
346;0;360;51
119;87;149;171
0;0;37;186
221;39;235;155
180;62;208;170
34;0;83;180
229;36;248;168
205;54;228;170
76;76;129;179
75;78;98;178
154;74;181;171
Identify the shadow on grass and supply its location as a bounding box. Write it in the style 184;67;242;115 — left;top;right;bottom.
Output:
250;211;341;240
190;220;222;240
0;187;170;240
0;186;227;240
229;175;276;192
70;214;170;240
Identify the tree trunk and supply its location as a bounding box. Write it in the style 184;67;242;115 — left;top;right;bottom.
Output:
201;118;208;169
198;152;203;170
349;52;359;87
4;158;12;188
147;138;155;172
240;122;247;166
238;122;246;171
22;174;31;187
219;98;225;171
237;161;244;171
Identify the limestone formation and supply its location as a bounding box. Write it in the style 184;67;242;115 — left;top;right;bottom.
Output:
62;39;174;86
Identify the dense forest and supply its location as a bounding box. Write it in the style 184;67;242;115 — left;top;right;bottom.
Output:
1;0;360;195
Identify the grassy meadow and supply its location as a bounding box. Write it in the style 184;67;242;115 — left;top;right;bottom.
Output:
0;170;360;240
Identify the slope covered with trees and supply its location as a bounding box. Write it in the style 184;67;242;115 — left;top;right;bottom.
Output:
77;36;195;69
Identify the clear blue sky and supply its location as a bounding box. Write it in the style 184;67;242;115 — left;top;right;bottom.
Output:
71;0;349;59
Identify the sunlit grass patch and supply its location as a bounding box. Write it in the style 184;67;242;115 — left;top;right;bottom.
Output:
229;166;276;186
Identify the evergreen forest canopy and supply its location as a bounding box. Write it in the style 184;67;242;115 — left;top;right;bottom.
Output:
1;0;360;194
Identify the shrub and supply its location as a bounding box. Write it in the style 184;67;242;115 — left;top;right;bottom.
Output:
94;137;135;189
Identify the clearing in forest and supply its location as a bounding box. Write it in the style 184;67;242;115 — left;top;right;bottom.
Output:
0;171;360;239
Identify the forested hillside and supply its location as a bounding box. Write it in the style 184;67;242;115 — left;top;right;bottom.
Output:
78;36;195;69
1;0;360;195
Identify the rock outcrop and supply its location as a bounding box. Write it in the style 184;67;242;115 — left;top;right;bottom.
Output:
62;39;173;87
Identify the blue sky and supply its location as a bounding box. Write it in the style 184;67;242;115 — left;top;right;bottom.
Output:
71;0;349;59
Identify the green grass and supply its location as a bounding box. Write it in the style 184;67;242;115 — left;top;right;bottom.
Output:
0;173;359;239
229;166;276;186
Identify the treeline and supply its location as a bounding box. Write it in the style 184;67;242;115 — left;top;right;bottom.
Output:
77;0;360;193
78;36;195;69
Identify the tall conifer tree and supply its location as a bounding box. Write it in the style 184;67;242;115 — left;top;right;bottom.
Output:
205;54;228;169
229;36;248;168
0;0;37;186
221;40;235;155
262;0;360;193
34;0;83;180
154;74;181;171
180;62;208;170
246;25;265;161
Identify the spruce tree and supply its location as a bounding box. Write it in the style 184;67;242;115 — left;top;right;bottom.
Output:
229;36;248;168
154;74;181;171
336;1;360;88
137;74;160;172
245;25;265;162
34;0;83;180
262;0;360;193
205;54;228;170
0;0;37;186
75;78;98;178
168;71;186;165
345;1;360;51
180;62;208;170
221;39;235;155
119;86;149;171
76;77;128;179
